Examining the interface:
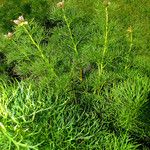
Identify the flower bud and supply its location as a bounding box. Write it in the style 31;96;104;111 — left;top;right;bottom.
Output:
103;0;111;7
57;1;64;9
13;15;28;26
18;15;25;22
4;32;13;39
127;26;133;33
13;19;21;25
7;32;13;38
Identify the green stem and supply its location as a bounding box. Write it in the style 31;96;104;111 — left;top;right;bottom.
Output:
125;30;133;69
99;6;108;76
22;25;45;59
129;31;133;53
0;123;36;149
63;9;78;55
22;25;57;77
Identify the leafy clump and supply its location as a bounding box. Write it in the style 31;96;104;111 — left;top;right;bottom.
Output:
0;0;150;149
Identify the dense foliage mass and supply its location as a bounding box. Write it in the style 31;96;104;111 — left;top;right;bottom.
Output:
0;0;150;149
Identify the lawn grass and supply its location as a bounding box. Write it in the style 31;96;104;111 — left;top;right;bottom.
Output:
0;0;150;149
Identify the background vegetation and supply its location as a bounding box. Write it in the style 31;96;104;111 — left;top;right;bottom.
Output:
0;0;150;149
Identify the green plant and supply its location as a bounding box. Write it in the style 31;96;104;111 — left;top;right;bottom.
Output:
0;0;150;149
98;0;110;76
111;75;150;137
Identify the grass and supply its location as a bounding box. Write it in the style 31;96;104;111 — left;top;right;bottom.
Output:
0;0;150;149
